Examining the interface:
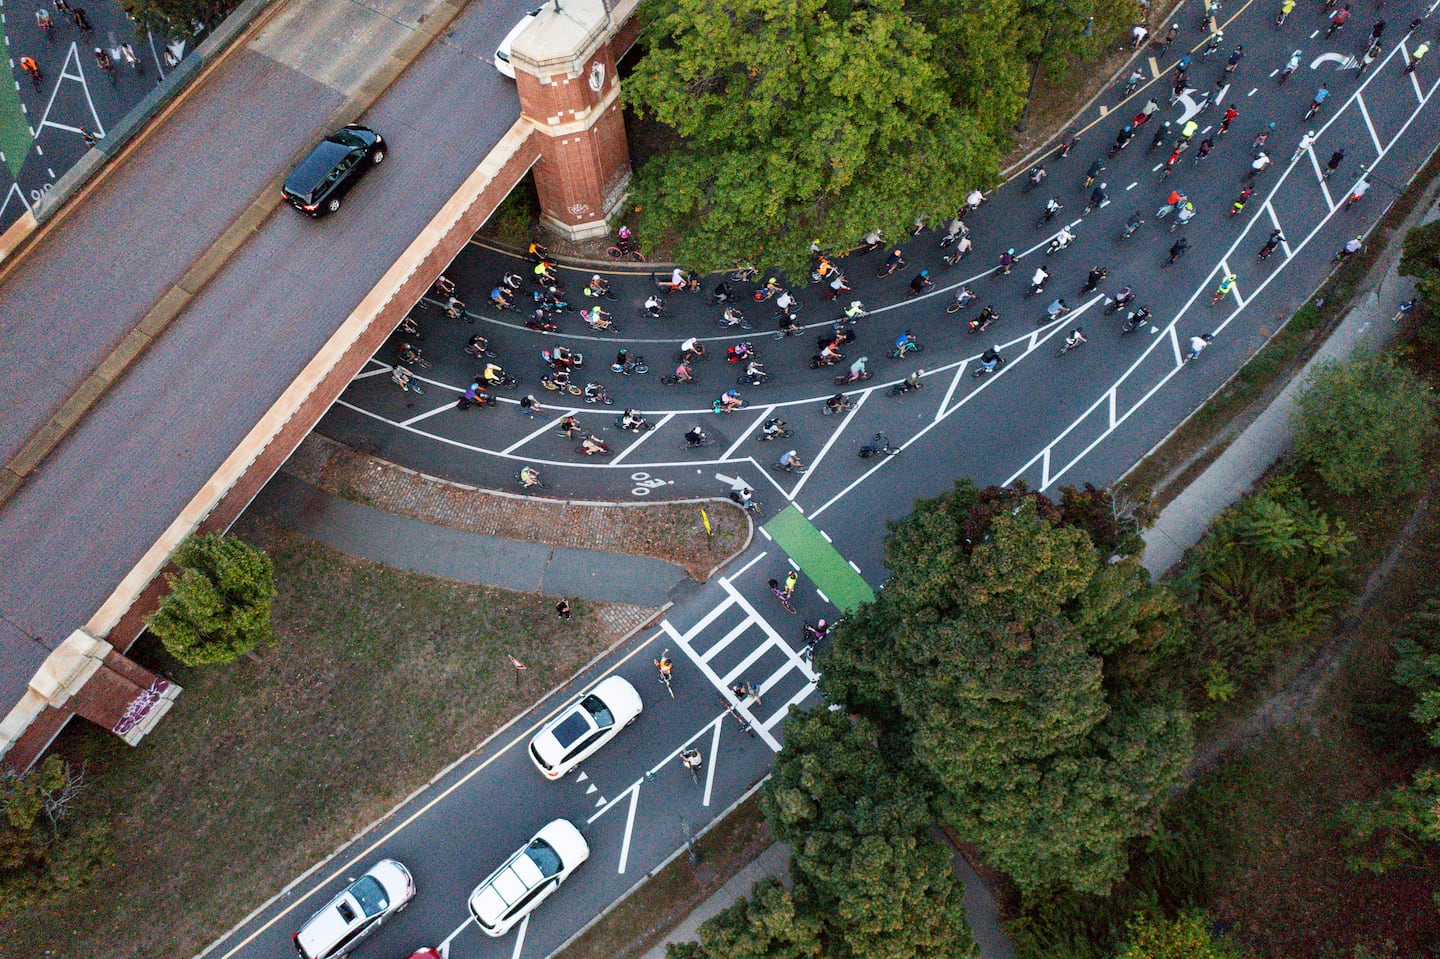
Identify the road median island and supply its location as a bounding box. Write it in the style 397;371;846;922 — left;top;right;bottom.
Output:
291;434;751;580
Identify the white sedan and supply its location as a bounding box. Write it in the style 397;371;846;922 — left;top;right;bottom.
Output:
468;819;590;936
528;675;642;780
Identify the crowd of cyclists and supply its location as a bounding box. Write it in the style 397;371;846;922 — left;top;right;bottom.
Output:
384;0;1425;489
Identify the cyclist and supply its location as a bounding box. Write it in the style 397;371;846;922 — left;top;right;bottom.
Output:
775;288;798;314
844;355;870;382
1041;197;1064;223
1082;267;1109;292
1111;286;1135;310
1258;229;1285;260
824;393;852;414
391;367;416;391
680;336;705;360
719;304;747;328
1334;234;1364;261
672;358;695;382
1157;189;1186;217
825;272;852;299
1179;119;1199;143
1085;158;1106;186
969;306;998;332
621;408;647;430
965;188;985;212
519;466;542;488
519;394;541;417
1194;136;1216;161
1211;273;1238;304
1345;179;1370;208
712;279;734;303
894;329;918;354
778;449;804;472
881;248;906;274
1046;298;1071;322
558;415;582;437
654;650;673;680
1049;225;1077;251
997;248;1017;274
1280;49;1302;85
978;346;1003;373
481;362;507;386
1086;183;1107;212
762;417;788;439
585;306;613;330
952;285;977;309
843;300;868;322
1027;166;1047;189
718;389;745;412
1230;186;1255;216
489;286;512;310
534;259;559;284
1060;328;1088;351
527;239;550;262
685;426;709;447
35;8;53;31
1243;152;1272;182
1306;86;1330;119
908;270;933;295
585;275;610;298
1029;265;1051;295
581;435;610;455
680;748;703;774
19;56;40;85
1112;124;1135;152
1121;210;1144;237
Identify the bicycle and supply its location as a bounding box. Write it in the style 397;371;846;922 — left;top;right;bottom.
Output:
517;469;549;491
772;460;808;474
611;356;650;375
718;695;756;736
729;265;759;283
1392;298;1416;324
768;579;797;613
887;378;924;397
654;648;675;698
391;368;424;394
396;348;430;369
858;432;900;458
887;340;925;359
1055;333;1088;357
680;748;703;784
606;241;646;261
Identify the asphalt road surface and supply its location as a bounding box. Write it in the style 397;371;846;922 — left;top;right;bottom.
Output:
215;1;1440;957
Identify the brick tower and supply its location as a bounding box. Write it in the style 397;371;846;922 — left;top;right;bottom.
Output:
509;0;633;240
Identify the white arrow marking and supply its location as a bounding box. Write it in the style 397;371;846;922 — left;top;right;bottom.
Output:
1311;52;1357;70
715;472;744;487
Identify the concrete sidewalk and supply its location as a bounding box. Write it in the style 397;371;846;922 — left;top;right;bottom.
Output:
250;472;689;607
1141;196;1438;578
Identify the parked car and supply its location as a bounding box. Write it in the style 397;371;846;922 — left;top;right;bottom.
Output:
282;124;385;216
494;7;542;78
529;675;643;780
292;859;415;959
467;819;589;936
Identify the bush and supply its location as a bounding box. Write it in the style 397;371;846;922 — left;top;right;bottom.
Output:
147;533;275;665
1292;353;1438;497
0;756;110;917
1173;476;1353;701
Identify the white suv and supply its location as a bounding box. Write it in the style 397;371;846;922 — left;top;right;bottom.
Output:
468;820;589;936
529;676;643;780
293;859;415;959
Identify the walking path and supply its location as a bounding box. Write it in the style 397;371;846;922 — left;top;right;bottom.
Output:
1141;192;1440;578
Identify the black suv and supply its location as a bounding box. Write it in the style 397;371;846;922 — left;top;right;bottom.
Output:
282;124;385;217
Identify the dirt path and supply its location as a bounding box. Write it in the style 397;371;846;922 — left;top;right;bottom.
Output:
1186;475;1438;779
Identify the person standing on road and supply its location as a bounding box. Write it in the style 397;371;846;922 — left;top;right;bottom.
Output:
1165;236;1190;266
1404;41;1429;74
1326;3;1352;38
1257;229;1285;260
1218;106;1239;135
1292;129;1318;162
1322;147;1346;180
1185;333;1215;361
783;570;798;597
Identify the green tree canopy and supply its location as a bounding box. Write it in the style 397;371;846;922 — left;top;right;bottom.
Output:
623;0;1004;272
147;532;275;666
666;878;822;959
764;708;975;959
0;756;109;917
119;0;234;34
1399;220;1440;343
1292;353;1438;498
821;485;1190;897
1112;910;1250;959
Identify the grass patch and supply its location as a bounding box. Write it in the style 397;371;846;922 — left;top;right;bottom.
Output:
0;519;656;959
557;795;772;959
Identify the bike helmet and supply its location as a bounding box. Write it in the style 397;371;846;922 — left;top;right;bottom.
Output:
1267;121;1276;130
1006;247;1015;255
919;269;929;278
817;618;827;628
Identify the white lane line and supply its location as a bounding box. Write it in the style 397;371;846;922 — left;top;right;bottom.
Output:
1126;181;1138;190
397;402;457;427
501;412;566;455
702;719;722;806
789;388;870;499
352;366;391;380
720;406;769;461
618;784;642;872
722;550;769;583
806;300;1096;521
1012;68;1440;495
510;916;529;958
439;920;470;955
1355;93;1384;153
936;358;970;422
1108;388;1117;428
703;617;759;664
611;412;673;465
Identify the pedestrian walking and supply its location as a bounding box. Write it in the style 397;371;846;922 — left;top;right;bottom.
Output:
555;599;572;620
783;570;798;597
1179;119;1199;144
1326;3;1351;37
1218;106;1239;134
1185;333;1215;360
1194;136;1215;161
1279;48;1302;85
1292;129;1317;162
1150;120;1173;151
1404;41;1429;73
1252;122;1275;151
1344;178;1370;208
1357;42;1381;78
1243;152;1272;182
70;5;90;30
1405;16;1422;37
1210;273;1238;305
1258;229;1285;259
81;128;97;148
1369;18;1385;41
1165;236;1190;265
1322;147;1346;179
1219;44;1245;84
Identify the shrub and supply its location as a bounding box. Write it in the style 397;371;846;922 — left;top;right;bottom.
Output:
147;533;275;665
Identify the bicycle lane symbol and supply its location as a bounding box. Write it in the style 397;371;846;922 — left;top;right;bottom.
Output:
631;471;675;497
